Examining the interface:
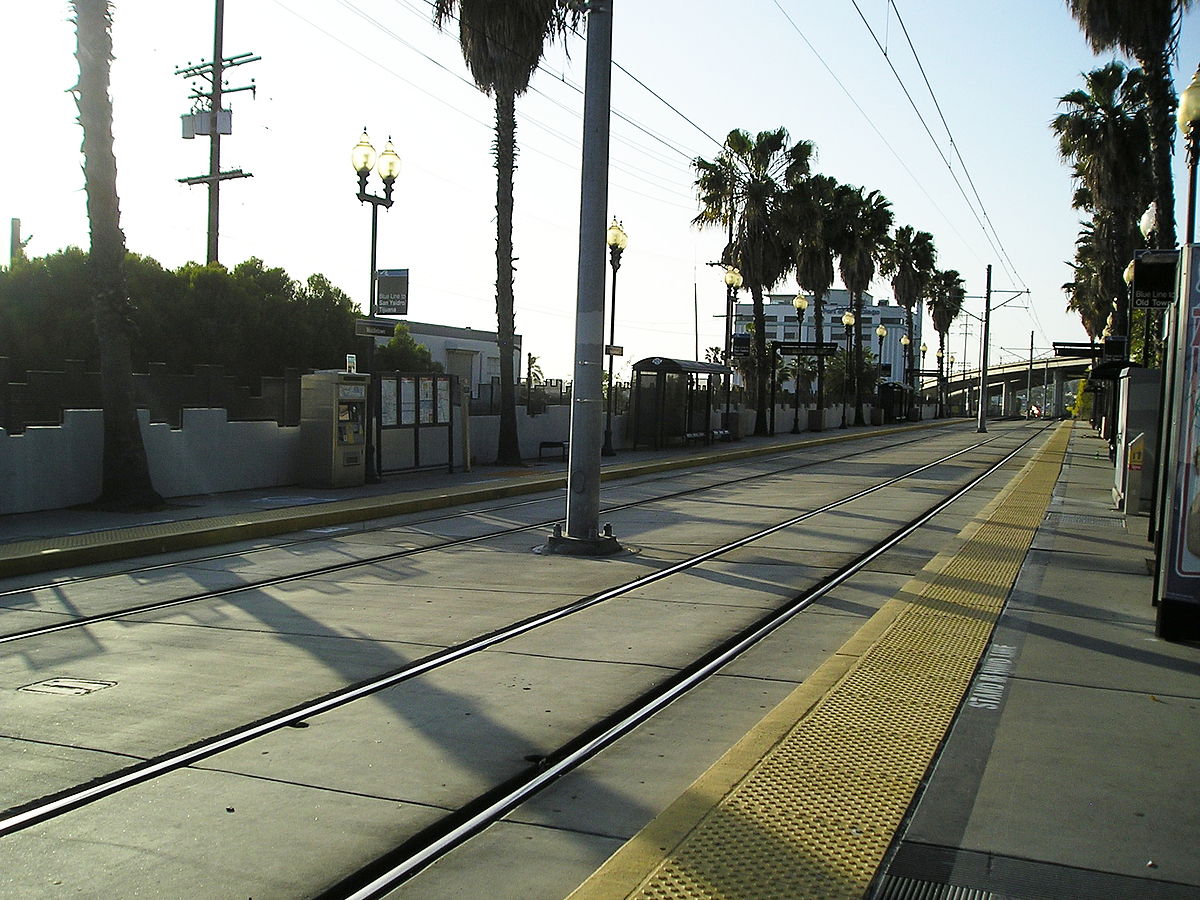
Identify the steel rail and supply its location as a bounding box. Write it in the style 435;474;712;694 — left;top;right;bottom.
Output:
0;429;970;644
0;427;1041;839
319;425;1053;899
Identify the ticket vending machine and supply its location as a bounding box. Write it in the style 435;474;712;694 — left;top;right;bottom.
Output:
300;372;369;487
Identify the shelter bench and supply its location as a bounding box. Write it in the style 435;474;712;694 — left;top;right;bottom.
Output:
538;440;568;461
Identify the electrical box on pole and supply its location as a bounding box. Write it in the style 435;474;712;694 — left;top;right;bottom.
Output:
175;0;259;264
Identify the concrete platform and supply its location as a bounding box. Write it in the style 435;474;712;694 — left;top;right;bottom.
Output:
563;423;1199;900
2;420;1194;899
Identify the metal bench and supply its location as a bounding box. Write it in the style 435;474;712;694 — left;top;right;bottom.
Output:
538;440;568;461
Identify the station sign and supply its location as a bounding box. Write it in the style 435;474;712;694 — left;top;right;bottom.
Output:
375;269;409;316
1053;341;1100;358
1132;250;1178;310
355;318;394;339
773;340;839;357
605;344;624;357
730;334;753;358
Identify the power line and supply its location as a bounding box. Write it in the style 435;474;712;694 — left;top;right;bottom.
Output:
886;1;1026;288
766;0;985;268
846;0;1019;287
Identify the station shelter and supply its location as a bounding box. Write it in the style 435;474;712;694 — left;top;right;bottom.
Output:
629;357;733;450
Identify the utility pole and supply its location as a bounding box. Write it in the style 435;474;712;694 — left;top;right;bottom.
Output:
976;264;992;433
1026;331;1034;418
545;0;619;556
176;0;259;264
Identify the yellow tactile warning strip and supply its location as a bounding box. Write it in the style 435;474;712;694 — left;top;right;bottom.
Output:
0;421;942;578
569;421;1071;900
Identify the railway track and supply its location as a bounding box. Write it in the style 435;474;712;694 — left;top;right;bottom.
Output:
0;421;1055;899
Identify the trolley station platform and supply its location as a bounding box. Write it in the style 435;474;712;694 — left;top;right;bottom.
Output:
0;420;1196;899
565;422;1200;900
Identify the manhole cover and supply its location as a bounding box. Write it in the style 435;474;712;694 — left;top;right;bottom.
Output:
19;678;117;696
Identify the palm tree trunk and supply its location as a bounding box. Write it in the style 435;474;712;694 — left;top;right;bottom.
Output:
1142;51;1178;250
813;291;825;415
74;0;162;510
750;284;769;434
904;305;915;418
937;330;947;417
852;290;865;425
493;91;522;465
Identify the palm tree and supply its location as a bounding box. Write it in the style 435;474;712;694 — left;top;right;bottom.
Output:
694;127;813;434
927;268;966;416
1063;220;1112;340
73;0;162;509
1065;0;1193;249
788;173;841;422
432;1;578;464
880;225;937;412
832;186;893;425
1052;62;1152;341
526;353;544;386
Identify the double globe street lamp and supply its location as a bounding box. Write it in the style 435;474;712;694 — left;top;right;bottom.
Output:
840;310;855;429
351;130;401;316
723;266;743;431
602;218;628;457
351;129;401;484
791;293;808;433
875;323;887;423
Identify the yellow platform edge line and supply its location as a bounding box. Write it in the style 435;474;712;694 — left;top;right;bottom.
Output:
567;421;1071;900
0;421;954;579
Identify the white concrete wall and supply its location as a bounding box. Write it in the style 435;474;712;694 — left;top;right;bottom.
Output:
5;399;930;515
0;409;304;515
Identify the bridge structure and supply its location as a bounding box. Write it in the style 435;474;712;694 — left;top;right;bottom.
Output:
917;352;1096;418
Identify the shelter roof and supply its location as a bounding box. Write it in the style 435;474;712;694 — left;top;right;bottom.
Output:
632;357;733;375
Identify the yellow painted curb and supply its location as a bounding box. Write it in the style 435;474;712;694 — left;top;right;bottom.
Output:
0;420;952;578
568;421;1070;900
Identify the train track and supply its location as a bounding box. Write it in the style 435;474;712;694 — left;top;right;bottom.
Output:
0;421;1055;899
0;428;971;645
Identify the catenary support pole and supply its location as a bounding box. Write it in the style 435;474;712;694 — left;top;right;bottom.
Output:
1026;330;1033;417
976;264;992;433
550;0;619;555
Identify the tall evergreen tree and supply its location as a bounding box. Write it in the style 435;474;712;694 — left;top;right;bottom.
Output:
788;173;841;419
832;186;893;425
1052;62;1152;342
432;1;578;464
1065;0;1192;248
72;0;161;509
880;225;937;407
694;128;813;434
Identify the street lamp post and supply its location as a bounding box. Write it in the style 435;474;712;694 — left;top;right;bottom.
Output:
1180;66;1200;244
875;323;887;424
791;294;808;433
840;310;855;429
900;333;911;419
920;341;927;392
948;354;956;415
723;266;743;434
351;129;400;483
935;349;944;417
602;218;627;457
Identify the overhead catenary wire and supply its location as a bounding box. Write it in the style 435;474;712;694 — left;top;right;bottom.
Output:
766;0;985;270
885;1;1027;289
845;0;1023;290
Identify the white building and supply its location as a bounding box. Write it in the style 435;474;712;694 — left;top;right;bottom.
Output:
734;290;926;382
401;321;523;398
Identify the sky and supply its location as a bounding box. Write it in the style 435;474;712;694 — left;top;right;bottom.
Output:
3;0;1199;382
